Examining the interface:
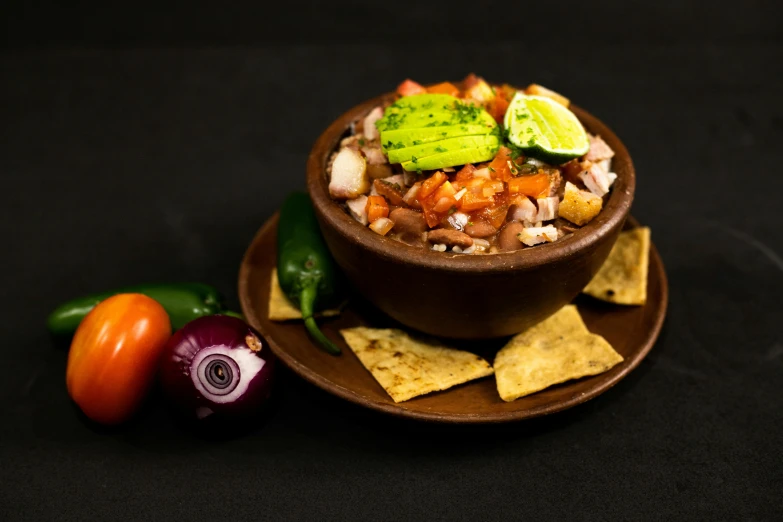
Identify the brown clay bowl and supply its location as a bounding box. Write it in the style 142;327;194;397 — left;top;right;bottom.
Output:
306;92;635;339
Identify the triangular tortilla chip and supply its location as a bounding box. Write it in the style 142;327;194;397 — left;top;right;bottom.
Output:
268;268;342;321
583;227;650;305
340;327;494;403
494;306;623;402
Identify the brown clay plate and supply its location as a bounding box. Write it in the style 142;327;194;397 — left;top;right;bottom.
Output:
239;214;667;424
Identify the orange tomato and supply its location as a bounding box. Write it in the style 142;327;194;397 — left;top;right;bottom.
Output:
365;195;390;223
66;294;171;425
487;95;509;124
426;82;460;97
507;173;551;198
455;164;476;182
396;79;426;97
459;191;494;211
488;146;518;182
417;171;447;200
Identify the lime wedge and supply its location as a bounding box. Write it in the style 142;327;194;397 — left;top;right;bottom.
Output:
503;93;589;164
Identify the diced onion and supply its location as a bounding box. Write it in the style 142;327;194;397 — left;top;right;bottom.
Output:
454;188;467;201
442;166;456;172
402;183;420;205
472;238;490;251
369;217;395;236
447;211;469;231
473;168;491;179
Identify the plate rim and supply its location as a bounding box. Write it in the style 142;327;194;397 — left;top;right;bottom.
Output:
239;213;668;424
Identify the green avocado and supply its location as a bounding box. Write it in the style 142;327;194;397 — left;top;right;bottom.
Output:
376;94;496;132
374;93;501;171
401;144;500;172
380;123;496;152
387;134;501;164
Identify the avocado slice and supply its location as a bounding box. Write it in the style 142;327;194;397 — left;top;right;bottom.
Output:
387;134;501;164
401;144;501;172
376;94;495;132
375;94;456;132
380;124;496;151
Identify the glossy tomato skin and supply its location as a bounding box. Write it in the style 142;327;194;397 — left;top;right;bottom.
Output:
66;293;172;425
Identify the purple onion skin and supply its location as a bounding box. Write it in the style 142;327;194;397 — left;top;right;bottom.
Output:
159;315;275;421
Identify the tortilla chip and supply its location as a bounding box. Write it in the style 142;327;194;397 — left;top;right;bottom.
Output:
340;327;494;403
583;227;650;305
268;268;342;321
494;305;623;402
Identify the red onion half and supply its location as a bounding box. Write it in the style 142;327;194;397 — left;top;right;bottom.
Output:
159;315;275;421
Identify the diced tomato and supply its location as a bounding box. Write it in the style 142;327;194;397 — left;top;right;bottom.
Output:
365;195;390;223
462;73;480;90
488;146;518;182
460;177;487;194
487;95;509;124
507;173;551;198
419;195;442;228
397;79;426;97
418;171;448;200
427;82;460;97
469;192;509;230
432;197;456;213
498;84;518;102
432;180;457;200
459;191;494;211
454;164;476;182
429;181;457;213
486;192;510;228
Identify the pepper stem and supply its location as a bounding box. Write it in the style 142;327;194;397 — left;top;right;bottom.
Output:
300;284;341;355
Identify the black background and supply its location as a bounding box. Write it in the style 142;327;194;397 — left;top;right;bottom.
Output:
2;1;782;520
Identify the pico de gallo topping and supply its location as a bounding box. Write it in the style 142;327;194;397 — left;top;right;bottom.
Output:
327;74;617;254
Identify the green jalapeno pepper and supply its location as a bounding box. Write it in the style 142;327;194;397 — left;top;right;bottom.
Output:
47;282;225;336
277;192;342;355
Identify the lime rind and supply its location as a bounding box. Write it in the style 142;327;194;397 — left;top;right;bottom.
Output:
504;93;588;164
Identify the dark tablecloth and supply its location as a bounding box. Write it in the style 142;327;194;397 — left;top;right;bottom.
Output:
2;1;782;520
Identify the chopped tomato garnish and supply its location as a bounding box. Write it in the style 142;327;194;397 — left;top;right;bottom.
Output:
462;73;480;91
488;146;525;182
498;84;518;102
430;181;458;213
486;192;510;228
365;195;390;223
455;164;476;182
396;79;426;97
469;192;509;229
426;82;460;97
462;177;487;194
419;196;443;228
459;191;494;211
487;95;509;124
418;171;448;200
507;173;551;198
432;180;457;200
